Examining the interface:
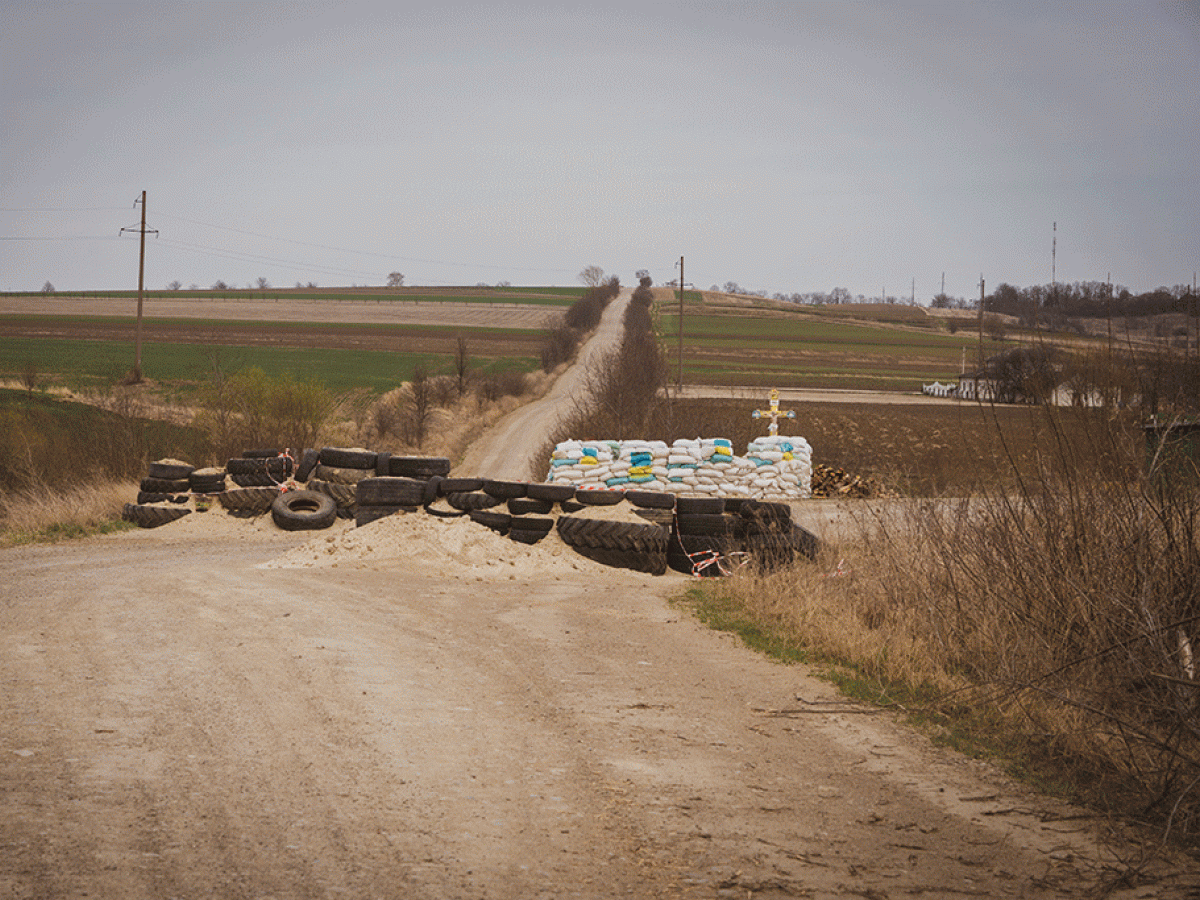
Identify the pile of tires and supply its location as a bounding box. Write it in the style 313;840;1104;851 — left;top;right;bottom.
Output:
124;458;197;526
668;497;743;577
554;489;672;573
226;450;293;487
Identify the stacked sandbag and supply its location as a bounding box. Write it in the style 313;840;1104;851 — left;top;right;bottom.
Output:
545;437;811;501
742;435;813;500
545;440;617;489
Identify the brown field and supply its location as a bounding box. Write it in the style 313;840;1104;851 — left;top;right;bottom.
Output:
0;317;543;359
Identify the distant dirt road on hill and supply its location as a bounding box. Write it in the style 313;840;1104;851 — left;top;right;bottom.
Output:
457;288;633;481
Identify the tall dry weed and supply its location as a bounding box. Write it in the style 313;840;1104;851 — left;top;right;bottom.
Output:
723;407;1200;839
0;478;138;544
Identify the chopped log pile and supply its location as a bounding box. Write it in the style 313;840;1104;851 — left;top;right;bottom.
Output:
810;463;890;499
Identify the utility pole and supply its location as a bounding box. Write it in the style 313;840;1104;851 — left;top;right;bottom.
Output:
977;274;985;366
120;191;157;381
911;277;915;305
676;256;684;393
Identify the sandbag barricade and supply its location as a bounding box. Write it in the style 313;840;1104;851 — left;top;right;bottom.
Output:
545;437;812;500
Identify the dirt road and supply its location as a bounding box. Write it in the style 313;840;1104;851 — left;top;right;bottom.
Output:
457;288;633;481
5;517;1191;899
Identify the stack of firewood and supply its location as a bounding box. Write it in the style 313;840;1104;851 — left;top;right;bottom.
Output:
810;463;888;499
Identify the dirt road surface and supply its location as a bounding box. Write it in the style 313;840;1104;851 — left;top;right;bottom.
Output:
457;289;633;481
5;517;1193;899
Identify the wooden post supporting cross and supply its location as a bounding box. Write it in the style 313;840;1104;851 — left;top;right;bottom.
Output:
751;388;795;436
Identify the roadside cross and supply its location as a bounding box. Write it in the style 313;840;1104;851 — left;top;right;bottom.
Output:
751;388;795;436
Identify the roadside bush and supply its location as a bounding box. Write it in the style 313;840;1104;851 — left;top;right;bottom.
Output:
540;277;621;373
192;367;335;460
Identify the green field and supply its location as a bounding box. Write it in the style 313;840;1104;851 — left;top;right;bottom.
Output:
0;337;537;394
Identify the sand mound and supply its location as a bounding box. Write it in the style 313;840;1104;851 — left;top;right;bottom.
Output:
259;512;642;580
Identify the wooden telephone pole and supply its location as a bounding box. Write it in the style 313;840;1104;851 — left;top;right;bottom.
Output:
676;255;684;392
120;191;157;381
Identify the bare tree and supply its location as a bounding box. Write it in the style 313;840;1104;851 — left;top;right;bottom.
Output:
454;336;470;396
387;272;405;288
578;265;605;288
256;277;270;289
41;281;54;293
406;363;433;448
166;280;182;290
20;359;38;395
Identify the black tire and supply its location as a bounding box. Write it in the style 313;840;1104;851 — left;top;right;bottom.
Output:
556;516;669;553
740;499;793;526
439;477;483;495
723;497;748;514
675;513;743;537
526;482;577;503
468;509;511;535
483;479;527;499
569;544;667;576
319;447;378;470
122;503;192;529
357;477;426;507
147;460;194;480
790;524;819;561
559;499;585;514
375;451;393;477
446;491;503;511
307;479;357;509
634;508;675;526
271;490;337;531
508;497;553;516
625;489;675;510
355;505;417;527
423;475;444;506
295;448;320;482
188;468;226;492
423;503;466;518
676;496;725;515
745;533;795;572
508;515;554;534
388;456;452;478
227;456;292;477
312;464;374;485
667;534;740;577
573;489;624;506
217;487;281;514
509;528;549;545
231;472;277;488
140;476;190;493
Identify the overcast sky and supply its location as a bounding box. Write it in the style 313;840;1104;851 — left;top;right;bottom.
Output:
2;1;1197;300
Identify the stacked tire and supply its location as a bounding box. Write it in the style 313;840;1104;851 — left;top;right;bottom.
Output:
125;459;196;526
555;489;671;574
668;497;743;577
226;450;293;487
352;456;451;527
738;499;819;570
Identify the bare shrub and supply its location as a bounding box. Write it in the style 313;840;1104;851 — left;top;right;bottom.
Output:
20;360;38;395
431;374;458;409
455;336;471;396
192;367;335;460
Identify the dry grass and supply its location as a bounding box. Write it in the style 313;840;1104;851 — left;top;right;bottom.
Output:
0;478;139;546
701;414;1200;844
